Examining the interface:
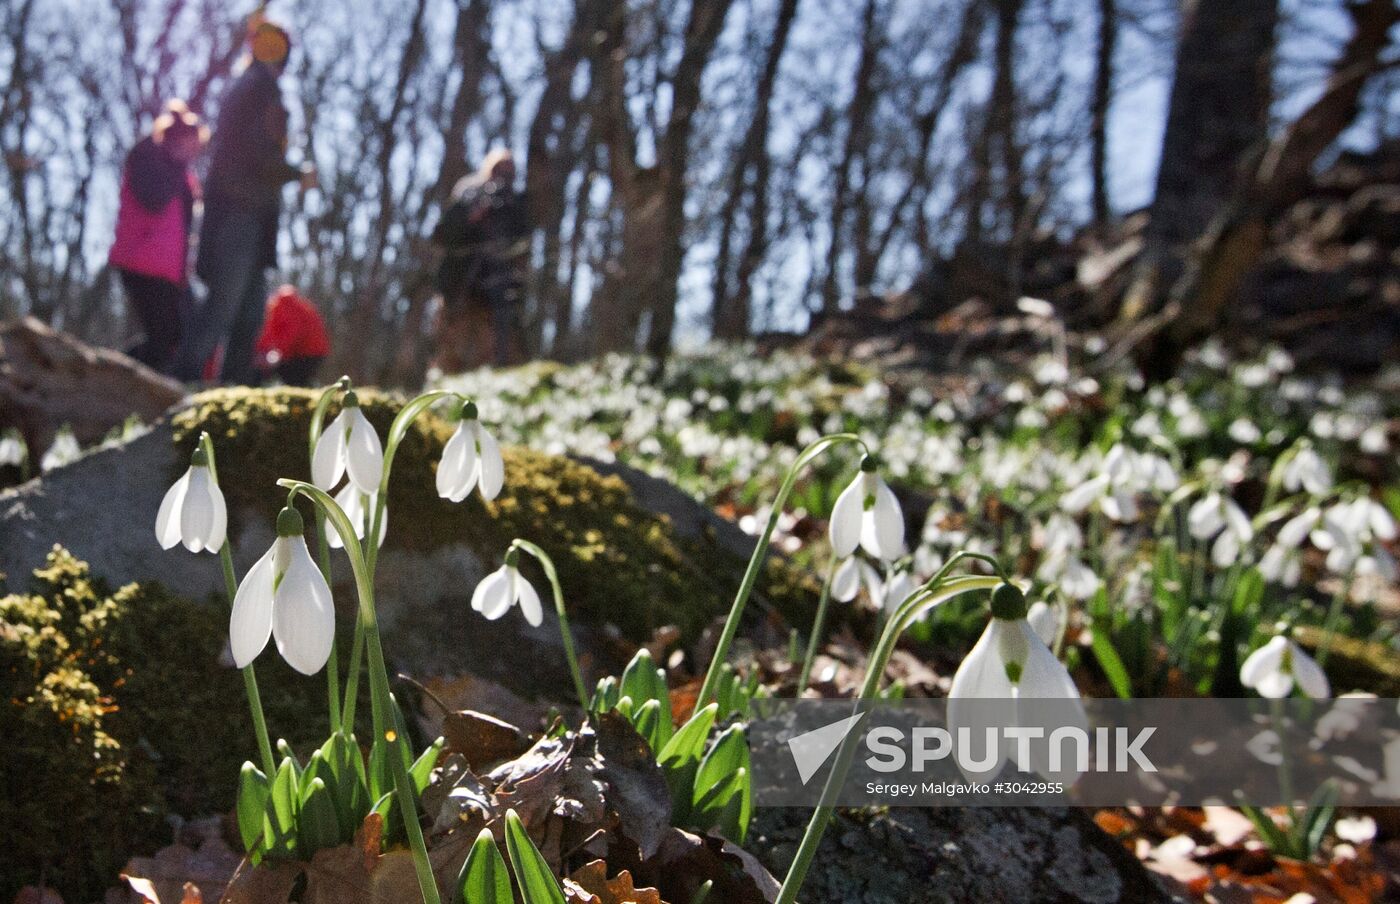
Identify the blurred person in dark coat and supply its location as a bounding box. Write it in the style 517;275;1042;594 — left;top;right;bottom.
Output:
171;16;316;385
429;148;529;372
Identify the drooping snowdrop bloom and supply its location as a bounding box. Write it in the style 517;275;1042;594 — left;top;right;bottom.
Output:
1240;634;1329;699
878;561;919;617
1258;507;1320;587
1060;444;1143;522
948;584;1085;781
1035;513;1100;600
155;446;228;553
1187;491;1254;567
829;455;905;561
832;555;881;603
1281;444;1332;497
437;400;505;503
229;507;336;675
312;391;384;495
1312;496;1397;580
471;549;542;626
328;483;386;550
0;430;25;467
41;428;80;472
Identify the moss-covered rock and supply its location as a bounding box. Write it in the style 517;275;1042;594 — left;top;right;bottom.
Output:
171;387;818;643
0;547;327;903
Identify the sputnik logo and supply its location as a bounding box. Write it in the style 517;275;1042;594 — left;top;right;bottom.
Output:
787;713;866;784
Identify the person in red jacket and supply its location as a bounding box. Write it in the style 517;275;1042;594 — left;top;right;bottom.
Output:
107;100;207;372
254;285;330;386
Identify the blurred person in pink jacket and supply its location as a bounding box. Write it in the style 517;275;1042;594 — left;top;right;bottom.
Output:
107;99;207;373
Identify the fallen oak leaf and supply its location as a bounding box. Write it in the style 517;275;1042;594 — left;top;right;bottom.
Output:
563;860;665;904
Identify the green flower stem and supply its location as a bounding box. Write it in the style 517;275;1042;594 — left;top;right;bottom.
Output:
315;514;342;732
776;573;1001;904
280;479;440;904
697;433;865;708
510;539;589;710
1315;571;1354;670
310;380;349;734
199;432;277;778
335;390;453;733
797;555;839;694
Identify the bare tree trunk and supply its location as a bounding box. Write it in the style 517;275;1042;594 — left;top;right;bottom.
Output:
1145;0;1399;374
1090;0;1116;230
818;0;882;316
711;0;800;340
644;0;736;357
1118;0;1278;328
335;0;429;381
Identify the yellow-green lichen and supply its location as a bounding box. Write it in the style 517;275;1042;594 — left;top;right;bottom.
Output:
171;387;819;641
0;547;329;902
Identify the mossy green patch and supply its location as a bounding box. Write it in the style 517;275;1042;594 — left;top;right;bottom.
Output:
171;387;819;641
0;547;328;902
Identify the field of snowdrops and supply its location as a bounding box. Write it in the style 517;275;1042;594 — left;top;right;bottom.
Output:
435;340;1400;702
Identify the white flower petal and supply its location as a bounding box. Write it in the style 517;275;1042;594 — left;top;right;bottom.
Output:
312;411;349;490
180;466;216;553
345;408;384;495
863;478;905;561
1278;508;1319;548
1288;641;1330;700
1188;494;1224;540
206;475;228;552
515;574;544;627
828;476;865;558
1061;475;1107;514
271;538;336;675
473;566;513;619
1027;601;1058;646
229;546;277;668
832;557;862;602
1240;636;1288;693
437;422;476;500
950;620;1018;700
155;468;191;550
1211;529;1242;568
477;424;505;501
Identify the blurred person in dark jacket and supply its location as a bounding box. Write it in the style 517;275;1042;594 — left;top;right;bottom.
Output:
107;100;207;373
429;148;529;372
171;16;316;385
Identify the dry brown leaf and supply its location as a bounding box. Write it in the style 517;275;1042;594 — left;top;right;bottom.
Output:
442;709;531;770
563;860;664;904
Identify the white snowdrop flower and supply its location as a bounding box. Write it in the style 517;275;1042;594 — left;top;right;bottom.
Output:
328;483;386;550
1188;492;1254;566
831;555;880;603
312;391;384;495
1259;507;1321;587
155;446;228;553
1228;418;1262;444
1060;474;1109;515
229;507;336;675
829;455;905;561
879;563;919;617
1039;554;1100;601
948;584;1085;781
1334;815;1377;845
1026;601;1058;646
437;400;505;502
471;550;543;627
1237;364;1271;388
1240;634;1329;700
40;428;80;472
0;431;25;467
1282;445;1333;496
1359;424;1389;455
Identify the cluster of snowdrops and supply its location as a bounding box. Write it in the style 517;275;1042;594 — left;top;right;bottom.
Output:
141;341;1372;901
434;341;1397;699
